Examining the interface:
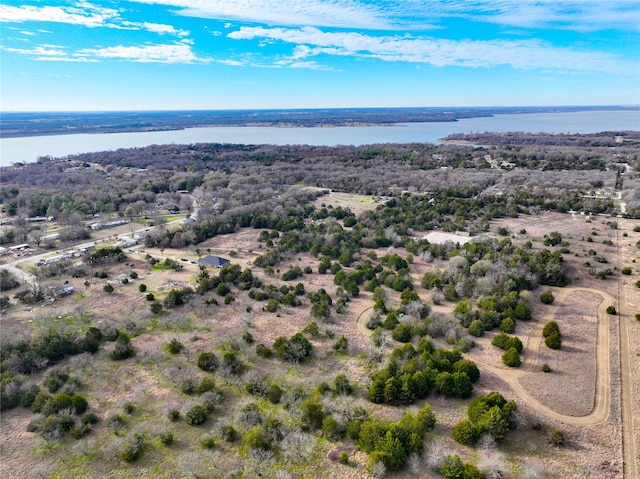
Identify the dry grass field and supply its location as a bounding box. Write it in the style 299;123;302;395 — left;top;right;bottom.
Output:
1;210;638;479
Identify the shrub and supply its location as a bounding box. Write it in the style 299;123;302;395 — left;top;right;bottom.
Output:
541;363;552;373
167;409;181;422
255;343;272;358
391;323;413;343
339;451;349;465
492;333;523;353
334;374;353;395
159;431;174;446
197;352;220;372
606;305;617;315
71;424;91;439
274;333;312;363
453;359;480;383
440;455;465;479
166;338;184;354
109;333;135;361
545;332;562;349
200;436;217;449
145;292;155;301
81;412;99;425
266;384;283;404
542;321;560;338
103;284;114;294
197;376;217;394
452;419;479;446
621;267;632;275
540;290;555;304
468;320;485;337
300;397;325;430
502;348;521;367
500;317;515;333
186;405;208;426
44;370;69;393
150;301;162;314
221;424;238;442
118;434;145;463
71;394;88;414
242;331;253;344
138;283;147;293
550;429;566;447
332;335;348;352
243;426;270;450
282;266;304;281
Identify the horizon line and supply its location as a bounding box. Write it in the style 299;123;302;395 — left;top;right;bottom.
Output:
2;104;640;115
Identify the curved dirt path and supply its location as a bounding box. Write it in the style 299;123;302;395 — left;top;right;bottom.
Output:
354;287;614;427
472;287;613;426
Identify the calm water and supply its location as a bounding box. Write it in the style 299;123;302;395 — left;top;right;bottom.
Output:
1;110;638;167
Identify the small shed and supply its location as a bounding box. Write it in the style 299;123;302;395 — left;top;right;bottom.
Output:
198;255;230;268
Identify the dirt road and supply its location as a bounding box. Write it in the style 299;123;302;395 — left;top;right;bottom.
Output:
354;287;615;427
617;221;638;479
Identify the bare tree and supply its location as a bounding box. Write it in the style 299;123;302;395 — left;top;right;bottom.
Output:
369;461;386;479
245;448;275;477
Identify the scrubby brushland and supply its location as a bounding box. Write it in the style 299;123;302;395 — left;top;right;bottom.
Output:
1;131;638;479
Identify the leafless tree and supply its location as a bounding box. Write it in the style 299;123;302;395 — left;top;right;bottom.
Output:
407;452;422;475
479;448;507;479
245;448;275;477
369;461;387;479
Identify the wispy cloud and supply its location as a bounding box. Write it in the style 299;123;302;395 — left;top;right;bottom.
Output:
133;0;640;32
439;0;640;32
141;21;189;37
4;44;96;62
4;42;205;64
0;3;118;27
0;3;190;37
228;26;637;74
132;0;404;30
80;44;201;63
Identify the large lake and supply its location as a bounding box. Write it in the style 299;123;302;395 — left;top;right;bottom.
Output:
1;109;638;167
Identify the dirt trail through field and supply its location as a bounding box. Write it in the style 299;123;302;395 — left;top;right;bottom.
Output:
473;287;613;426
620;282;637;479
354;287;614;427
618;223;638;479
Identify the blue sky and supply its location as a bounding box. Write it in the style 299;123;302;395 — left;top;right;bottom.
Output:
1;0;639;111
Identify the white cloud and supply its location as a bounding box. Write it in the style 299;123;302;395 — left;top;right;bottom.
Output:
228;26;637;75
3;44;96;62
132;0;640;32
142;22;189;36
4;41;205;64
131;0;402;30
5;45;67;57
0;4;118;27
217;59;246;66
80;43;202;63
0;3;191;37
440;0;640;32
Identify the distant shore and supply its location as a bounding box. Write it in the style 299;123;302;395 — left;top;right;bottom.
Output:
2;105;636;139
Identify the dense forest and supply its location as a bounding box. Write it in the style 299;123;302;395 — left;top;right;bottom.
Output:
1;132;637;235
